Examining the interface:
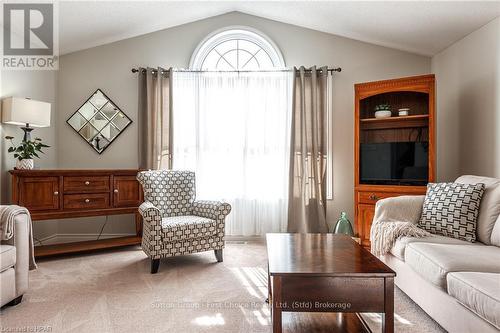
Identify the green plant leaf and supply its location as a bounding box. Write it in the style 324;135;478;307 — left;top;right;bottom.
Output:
6;135;49;160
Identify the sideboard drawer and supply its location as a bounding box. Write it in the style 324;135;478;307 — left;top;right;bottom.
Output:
357;191;401;204
63;176;110;193
63;193;110;209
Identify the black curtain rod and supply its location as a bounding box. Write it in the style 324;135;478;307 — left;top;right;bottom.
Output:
131;67;341;74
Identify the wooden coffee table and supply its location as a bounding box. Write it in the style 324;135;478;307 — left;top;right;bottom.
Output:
266;233;396;333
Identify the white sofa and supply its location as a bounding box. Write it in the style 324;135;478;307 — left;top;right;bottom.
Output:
0;210;30;307
375;175;500;333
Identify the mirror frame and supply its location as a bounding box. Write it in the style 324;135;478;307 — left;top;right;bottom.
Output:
66;89;132;154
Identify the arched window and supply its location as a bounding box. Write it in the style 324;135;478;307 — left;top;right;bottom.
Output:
189;27;285;70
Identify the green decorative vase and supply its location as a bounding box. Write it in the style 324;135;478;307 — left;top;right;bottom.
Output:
333;212;354;236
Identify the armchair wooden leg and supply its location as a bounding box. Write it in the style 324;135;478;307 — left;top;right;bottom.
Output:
214;249;223;262
6;295;23;306
151;259;160;274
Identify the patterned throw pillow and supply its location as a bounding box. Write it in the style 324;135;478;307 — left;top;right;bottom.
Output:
418;182;485;242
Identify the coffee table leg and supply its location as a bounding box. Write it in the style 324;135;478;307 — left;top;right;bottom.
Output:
382;277;394;333
272;276;282;333
267;262;271;304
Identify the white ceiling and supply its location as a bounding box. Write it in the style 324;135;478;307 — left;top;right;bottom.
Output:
59;1;500;56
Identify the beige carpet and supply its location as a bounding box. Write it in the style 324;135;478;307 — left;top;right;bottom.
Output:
0;242;445;333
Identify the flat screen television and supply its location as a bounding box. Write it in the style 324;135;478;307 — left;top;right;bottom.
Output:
360;142;429;185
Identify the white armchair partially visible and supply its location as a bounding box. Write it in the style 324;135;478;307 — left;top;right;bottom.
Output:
0;208;30;307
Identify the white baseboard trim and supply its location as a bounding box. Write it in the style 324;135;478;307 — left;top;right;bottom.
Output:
35;233;137;246
225;235;265;242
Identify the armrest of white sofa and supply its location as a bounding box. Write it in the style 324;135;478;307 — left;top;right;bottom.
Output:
1;212;30;299
374;195;425;225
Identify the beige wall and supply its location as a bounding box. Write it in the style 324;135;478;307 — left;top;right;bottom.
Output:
432;17;500;180
0;70;59;239
57;12;431;234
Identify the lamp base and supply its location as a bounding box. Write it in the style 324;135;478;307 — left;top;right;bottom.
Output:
20;124;34;142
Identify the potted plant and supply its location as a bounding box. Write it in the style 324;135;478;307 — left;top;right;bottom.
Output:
5;136;50;170
374;104;392;118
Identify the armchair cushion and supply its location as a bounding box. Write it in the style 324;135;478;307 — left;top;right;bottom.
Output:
162;216;218;242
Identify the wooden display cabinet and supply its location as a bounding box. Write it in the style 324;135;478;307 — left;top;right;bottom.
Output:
354;75;435;249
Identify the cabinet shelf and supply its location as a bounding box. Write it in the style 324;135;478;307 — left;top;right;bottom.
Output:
360;114;429;130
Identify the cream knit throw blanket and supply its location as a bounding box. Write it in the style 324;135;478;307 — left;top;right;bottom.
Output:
0;205;37;270
370;196;430;256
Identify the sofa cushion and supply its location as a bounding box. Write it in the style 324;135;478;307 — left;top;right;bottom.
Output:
161;215;217;242
0;245;16;272
0;267;16;307
456;175;500;245
447;272;500;330
390;235;472;261
405;242;500;290
418;182;485;242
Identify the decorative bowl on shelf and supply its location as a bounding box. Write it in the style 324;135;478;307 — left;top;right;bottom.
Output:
374;104;391;118
374;110;392;118
398;108;410;116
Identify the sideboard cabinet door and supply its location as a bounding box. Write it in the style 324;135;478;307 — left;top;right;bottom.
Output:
113;176;142;208
19;177;60;211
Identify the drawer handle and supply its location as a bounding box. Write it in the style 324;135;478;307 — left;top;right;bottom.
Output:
85;199;90;203
54;191;59;196
114;189;119;193
369;194;379;201
85;181;90;185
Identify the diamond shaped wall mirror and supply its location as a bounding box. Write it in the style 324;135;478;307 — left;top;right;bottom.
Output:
67;89;132;154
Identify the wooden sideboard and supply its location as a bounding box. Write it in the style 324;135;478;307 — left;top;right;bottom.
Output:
10;169;143;257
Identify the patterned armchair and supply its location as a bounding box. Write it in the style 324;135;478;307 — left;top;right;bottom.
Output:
137;170;231;273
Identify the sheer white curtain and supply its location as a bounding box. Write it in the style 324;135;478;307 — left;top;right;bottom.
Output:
172;70;293;236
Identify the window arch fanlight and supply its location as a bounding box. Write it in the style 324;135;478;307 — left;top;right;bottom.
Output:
189;27;285;70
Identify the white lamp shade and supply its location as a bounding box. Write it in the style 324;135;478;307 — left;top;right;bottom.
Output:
1;97;51;127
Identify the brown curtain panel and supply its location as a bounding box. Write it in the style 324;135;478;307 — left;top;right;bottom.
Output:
287;66;329;233
138;67;173;169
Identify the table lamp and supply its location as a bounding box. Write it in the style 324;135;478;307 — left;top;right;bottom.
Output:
1;97;51;141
